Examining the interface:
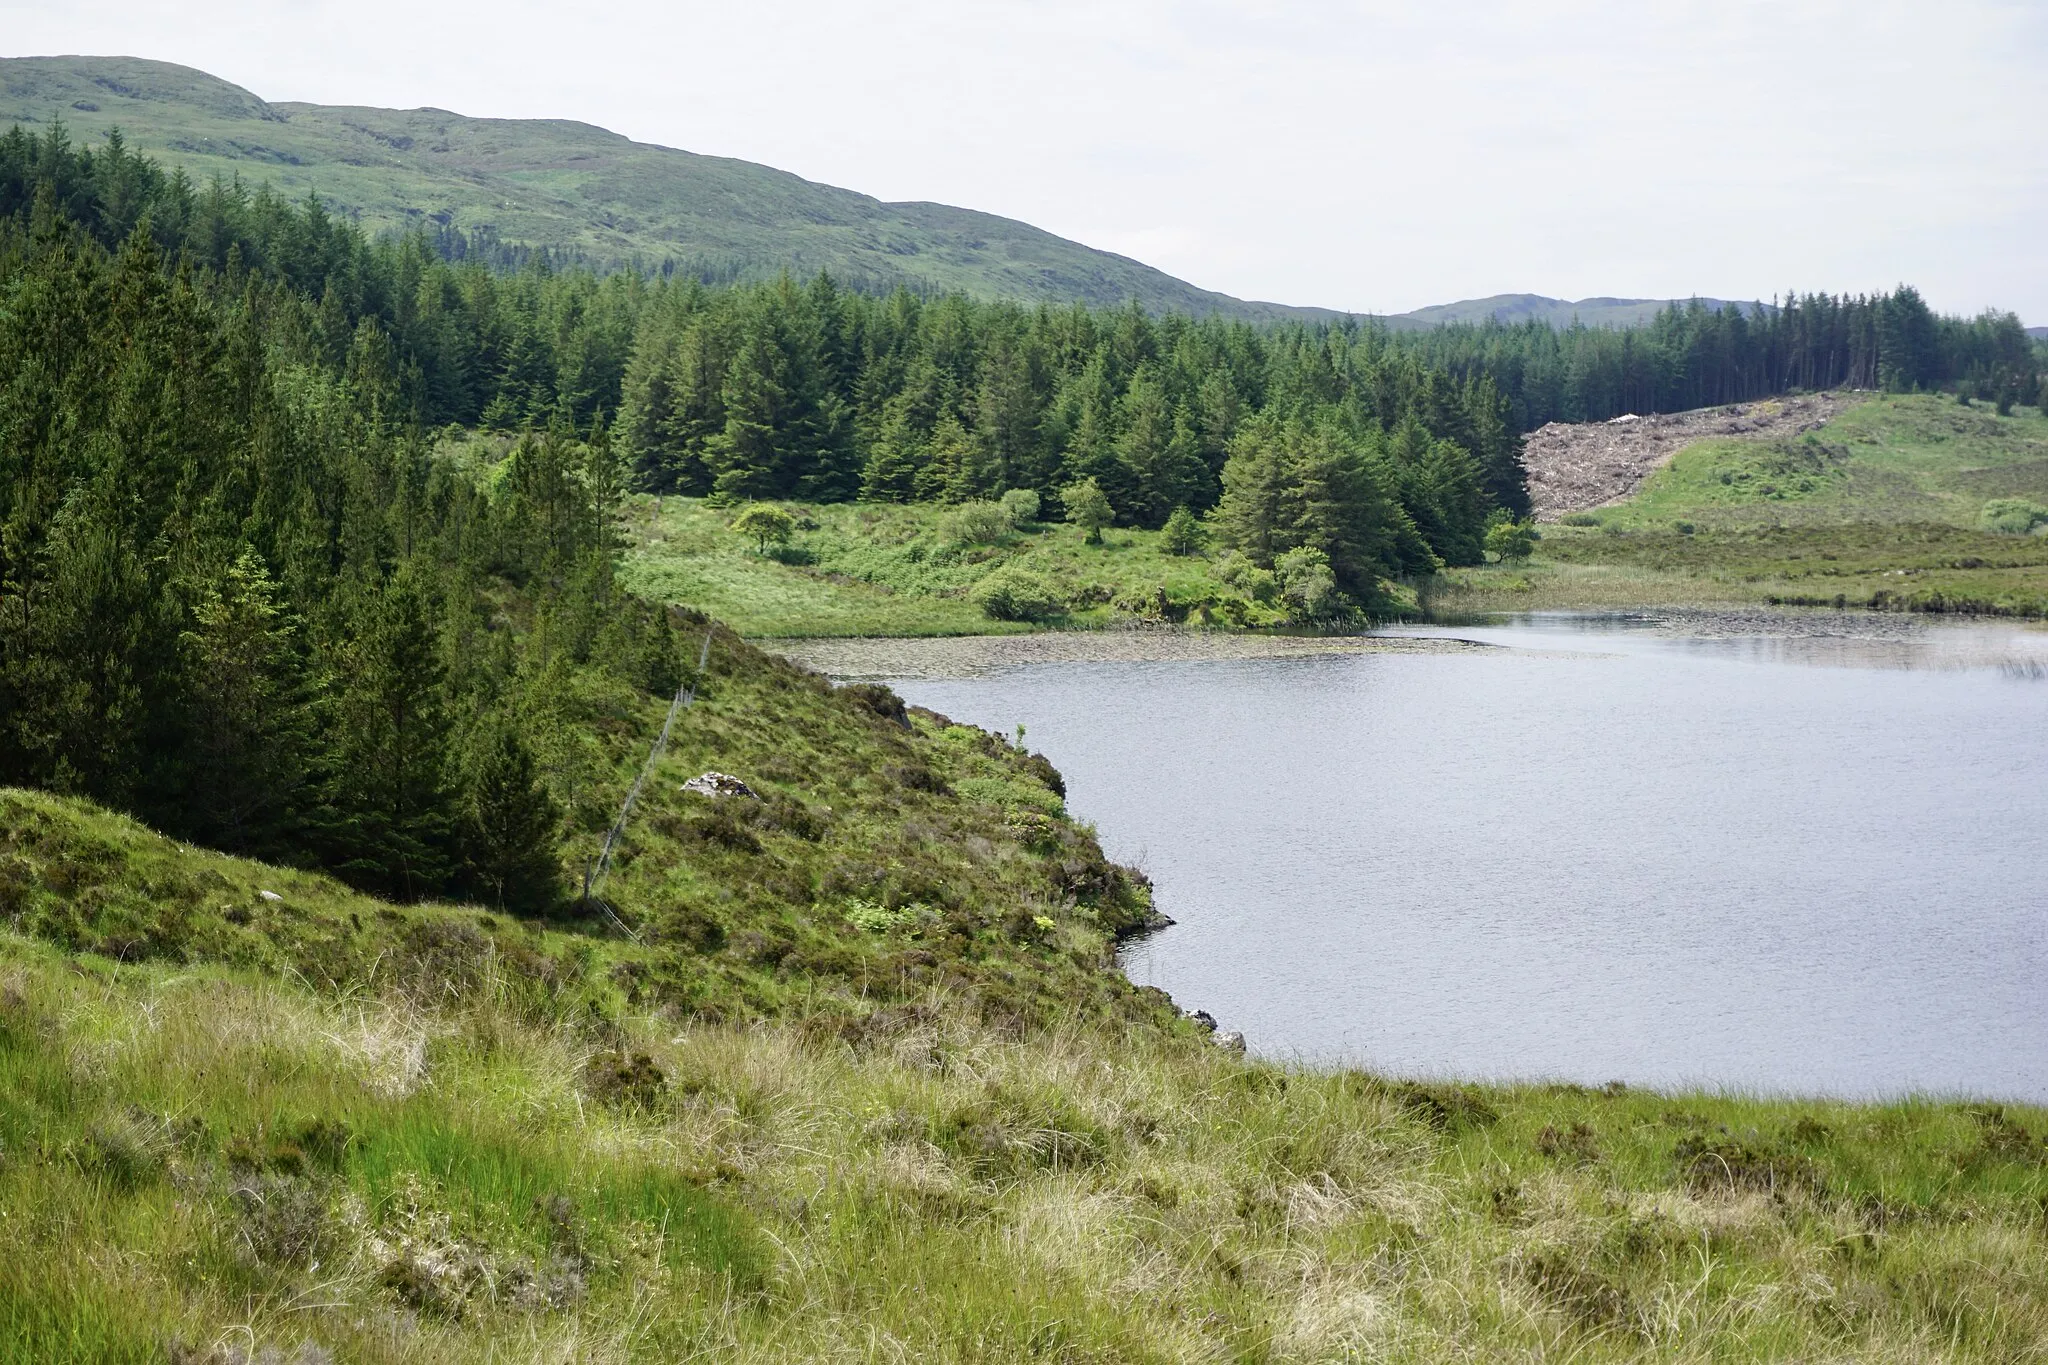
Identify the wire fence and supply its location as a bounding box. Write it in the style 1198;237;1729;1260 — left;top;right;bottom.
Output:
580;625;715;934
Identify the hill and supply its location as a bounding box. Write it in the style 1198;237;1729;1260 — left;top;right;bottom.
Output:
1394;293;1763;330
1428;393;2048;617
3;56;1785;335
0;55;1352;322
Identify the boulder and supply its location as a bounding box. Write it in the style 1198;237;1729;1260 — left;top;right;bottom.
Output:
682;771;759;800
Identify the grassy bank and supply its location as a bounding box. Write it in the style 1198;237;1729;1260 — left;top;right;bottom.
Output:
620;397;2048;635
6;793;2048;1361
5;604;2048;1358
618;498;1299;638
1431;395;2048;618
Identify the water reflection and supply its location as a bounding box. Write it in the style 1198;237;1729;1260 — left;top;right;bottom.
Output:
1387;609;2048;673
888;612;2048;1103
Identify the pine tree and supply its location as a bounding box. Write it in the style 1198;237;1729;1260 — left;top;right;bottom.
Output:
457;713;561;914
1114;367;1204;528
320;571;456;900
177;545;311;853
708;325;788;499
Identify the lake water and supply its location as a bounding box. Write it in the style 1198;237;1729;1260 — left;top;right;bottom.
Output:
865;613;2048;1102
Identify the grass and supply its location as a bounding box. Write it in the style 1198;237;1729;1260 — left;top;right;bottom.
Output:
5;901;2048;1361
5;580;2048;1357
1432;395;2048;619
618;496;1306;638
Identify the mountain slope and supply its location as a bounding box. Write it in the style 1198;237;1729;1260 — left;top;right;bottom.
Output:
0;55;1348;322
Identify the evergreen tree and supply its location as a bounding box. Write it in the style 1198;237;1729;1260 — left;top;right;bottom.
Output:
457;713;561;914
1113;367;1206;527
708;322;789;499
177;546;311;853
321;571;457;900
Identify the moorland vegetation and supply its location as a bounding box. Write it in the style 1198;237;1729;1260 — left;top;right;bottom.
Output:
3;99;2048;1365
1427;395;2048;619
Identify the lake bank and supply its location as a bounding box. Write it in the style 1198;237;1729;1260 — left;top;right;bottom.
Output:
829;611;2048;1103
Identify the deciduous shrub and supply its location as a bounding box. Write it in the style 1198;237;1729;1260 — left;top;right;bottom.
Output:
1980;497;2048;535
941;500;1012;546
1485;518;1540;561
970;568;1064;622
1275;546;1345;623
998;488;1041;528
730;504;796;554
1061;478;1114;544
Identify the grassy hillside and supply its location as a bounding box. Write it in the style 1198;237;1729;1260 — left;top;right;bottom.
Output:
616;496;1364;638
1427;395;2048;617
2;479;2045;1358
0;55;1348;322
8;794;2048;1360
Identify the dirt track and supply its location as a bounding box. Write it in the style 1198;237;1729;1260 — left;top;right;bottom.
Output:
1522;391;1866;519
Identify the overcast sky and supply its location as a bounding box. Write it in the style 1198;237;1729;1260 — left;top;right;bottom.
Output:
6;0;2043;320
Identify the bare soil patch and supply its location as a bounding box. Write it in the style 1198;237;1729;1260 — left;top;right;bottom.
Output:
1524;392;1868;519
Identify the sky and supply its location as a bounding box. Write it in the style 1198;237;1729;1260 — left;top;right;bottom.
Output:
4;0;2043;320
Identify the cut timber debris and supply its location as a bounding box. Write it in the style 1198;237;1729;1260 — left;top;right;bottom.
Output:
1524;391;1867;518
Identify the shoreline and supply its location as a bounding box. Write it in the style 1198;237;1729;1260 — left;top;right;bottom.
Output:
764;606;2048;679
761;628;1494;679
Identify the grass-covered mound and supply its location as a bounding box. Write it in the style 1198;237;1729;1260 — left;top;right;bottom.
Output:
0;614;1164;1033
1428;396;2048;618
619;497;1382;638
5;813;2048;1361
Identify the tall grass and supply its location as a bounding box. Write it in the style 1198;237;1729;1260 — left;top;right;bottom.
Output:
3;934;2045;1362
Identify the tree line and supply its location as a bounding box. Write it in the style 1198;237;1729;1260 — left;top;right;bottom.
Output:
1389;292;2042;430
5;122;2042;880
0;204;685;911
1;118;1534;589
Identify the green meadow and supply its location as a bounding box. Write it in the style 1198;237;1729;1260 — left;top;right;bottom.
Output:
1431;396;2048;619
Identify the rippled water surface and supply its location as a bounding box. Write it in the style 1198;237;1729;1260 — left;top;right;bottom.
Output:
879;614;2048;1101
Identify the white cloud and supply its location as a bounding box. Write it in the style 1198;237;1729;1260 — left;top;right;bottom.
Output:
4;0;2042;318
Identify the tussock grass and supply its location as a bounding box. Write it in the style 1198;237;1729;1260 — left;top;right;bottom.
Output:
4;917;2047;1360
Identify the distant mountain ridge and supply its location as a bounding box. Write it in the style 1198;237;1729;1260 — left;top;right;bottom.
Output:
0;55;1352;323
1394;293;1764;330
4;55;1770;332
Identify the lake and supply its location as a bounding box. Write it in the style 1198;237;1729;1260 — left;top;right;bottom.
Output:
807;612;2048;1102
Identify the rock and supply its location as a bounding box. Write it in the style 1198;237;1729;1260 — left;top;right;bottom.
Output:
1214;1030;1246;1053
1187;1010;1218;1033
682;771;759;799
258;890;283;903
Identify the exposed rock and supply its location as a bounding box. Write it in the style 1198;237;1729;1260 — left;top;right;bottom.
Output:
1522;390;1868;518
258;889;283;903
1186;1010;1218;1033
682;771;759;800
1214;1030;1246;1053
